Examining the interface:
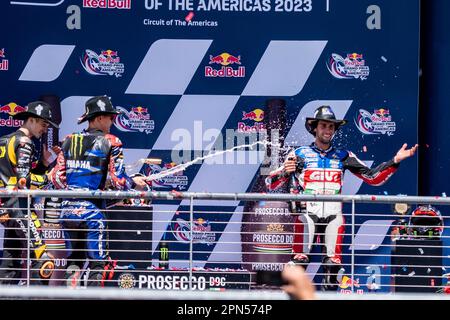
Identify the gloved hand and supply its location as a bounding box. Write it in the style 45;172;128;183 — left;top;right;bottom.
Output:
29;173;49;190
0;211;9;224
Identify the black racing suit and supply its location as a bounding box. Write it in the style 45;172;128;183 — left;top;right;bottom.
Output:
49;128;138;287
0;129;54;284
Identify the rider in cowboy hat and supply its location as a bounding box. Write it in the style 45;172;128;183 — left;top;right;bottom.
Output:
0;101;60;284
266;105;418;291
48;95;151;286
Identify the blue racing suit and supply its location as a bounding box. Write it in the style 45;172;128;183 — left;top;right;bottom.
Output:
49;128;136;286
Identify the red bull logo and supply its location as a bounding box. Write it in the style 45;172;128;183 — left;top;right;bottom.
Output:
347;53;363;60
0;48;8;71
238;108;266;133
209;53;241;66
0;103;27;116
131;106;148;114
372;108;391;122
99;49;120;63
164;162;177;169
101;50;118;57
83;0;131;9
339;276;360;289
242;109;264;122
0;103;25;128
114;105;154;134
374;108;390;116
205;52;245;78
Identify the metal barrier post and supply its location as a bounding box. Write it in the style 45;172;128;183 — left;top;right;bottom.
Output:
189;195;194;290
26;194;31;287
351;199;355;293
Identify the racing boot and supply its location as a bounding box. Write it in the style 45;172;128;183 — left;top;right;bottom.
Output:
288;253;310;269
87;258;117;287
0;250;21;285
321;256;342;291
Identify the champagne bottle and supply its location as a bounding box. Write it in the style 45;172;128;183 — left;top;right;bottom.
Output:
159;235;169;269
242;98;295;274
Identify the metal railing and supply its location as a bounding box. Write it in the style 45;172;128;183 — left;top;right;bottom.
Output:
0;190;449;298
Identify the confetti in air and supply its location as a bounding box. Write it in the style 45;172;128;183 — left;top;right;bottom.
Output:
185;11;194;22
363;146;367;152
381;56;388;62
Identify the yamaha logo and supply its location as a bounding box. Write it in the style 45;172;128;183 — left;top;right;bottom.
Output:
118;273;136;289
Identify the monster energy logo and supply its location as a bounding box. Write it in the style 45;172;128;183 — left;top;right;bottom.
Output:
70;134;84;159
160;247;169;261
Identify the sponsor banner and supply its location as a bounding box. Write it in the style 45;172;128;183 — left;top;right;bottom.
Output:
327;53;370;80
171;217;217;245
0;48;8;71
0;103;26;128
237;108;266;133
108;269;252;290
354;108;397;136
83;0;131;9
142;162;188;191
114;105;155;134
80;49;124;77
242;201;295;271
206;53;245;78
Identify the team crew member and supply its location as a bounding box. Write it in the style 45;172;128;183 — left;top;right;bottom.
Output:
266;105;418;290
49;95;148;286
0;101;60;284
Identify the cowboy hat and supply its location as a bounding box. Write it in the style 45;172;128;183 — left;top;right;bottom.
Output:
305;105;347;135
77;96;121;124
13;101;59;128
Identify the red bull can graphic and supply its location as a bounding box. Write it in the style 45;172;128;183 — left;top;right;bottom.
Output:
205;52;245;78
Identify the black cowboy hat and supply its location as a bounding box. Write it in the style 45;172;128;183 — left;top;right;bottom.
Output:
77;96;121;124
13;101;59;128
305;105;347;135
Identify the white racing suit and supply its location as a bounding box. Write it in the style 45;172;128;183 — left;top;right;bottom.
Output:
266;143;399;289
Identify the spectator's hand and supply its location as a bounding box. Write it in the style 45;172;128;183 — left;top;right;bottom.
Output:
282;265;317;300
284;153;297;174
393;143;418;163
132;175;149;190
